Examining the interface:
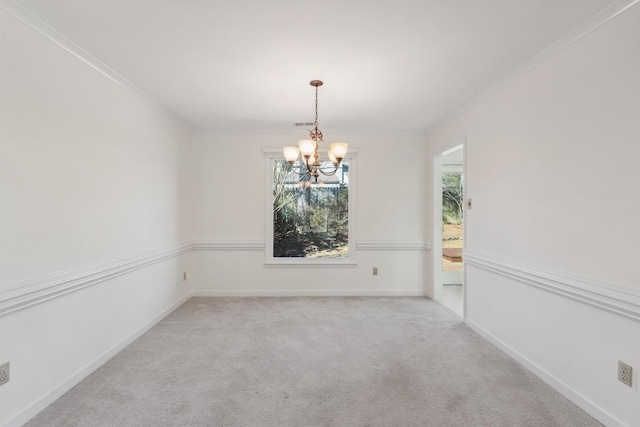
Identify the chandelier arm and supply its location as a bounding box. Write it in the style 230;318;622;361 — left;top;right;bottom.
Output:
286;164;313;177
285;162;342;180
316;165;340;176
287;160;340;173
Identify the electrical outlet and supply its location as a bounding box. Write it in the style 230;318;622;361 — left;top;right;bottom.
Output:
0;362;9;387
373;267;378;276
618;361;633;387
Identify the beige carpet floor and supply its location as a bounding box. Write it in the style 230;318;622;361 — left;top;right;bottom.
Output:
27;297;600;426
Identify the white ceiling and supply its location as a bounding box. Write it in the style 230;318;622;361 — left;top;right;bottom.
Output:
12;0;614;132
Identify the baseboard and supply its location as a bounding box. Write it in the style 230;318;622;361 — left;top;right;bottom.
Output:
191;290;426;297
465;318;623;427
4;292;193;427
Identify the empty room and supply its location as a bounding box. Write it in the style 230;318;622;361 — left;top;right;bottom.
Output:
1;0;639;426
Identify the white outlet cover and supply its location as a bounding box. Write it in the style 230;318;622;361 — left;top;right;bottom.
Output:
618;360;633;387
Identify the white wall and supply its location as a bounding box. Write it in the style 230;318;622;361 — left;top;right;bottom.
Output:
0;9;194;426
426;4;640;426
4;1;638;426
191;132;431;295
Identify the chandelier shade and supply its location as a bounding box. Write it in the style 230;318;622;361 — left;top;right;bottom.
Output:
283;146;300;163
298;139;316;157
329;143;348;160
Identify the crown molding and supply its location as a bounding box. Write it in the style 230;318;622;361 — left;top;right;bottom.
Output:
0;0;193;132
192;129;429;138
428;0;640;134
464;249;640;323
0;243;193;318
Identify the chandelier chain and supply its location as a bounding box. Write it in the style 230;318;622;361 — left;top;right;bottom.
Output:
314;85;319;127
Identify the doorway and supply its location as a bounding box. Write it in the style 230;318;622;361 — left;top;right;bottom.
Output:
433;144;465;317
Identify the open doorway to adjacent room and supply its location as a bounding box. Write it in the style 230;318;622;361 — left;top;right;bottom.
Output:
433;144;464;317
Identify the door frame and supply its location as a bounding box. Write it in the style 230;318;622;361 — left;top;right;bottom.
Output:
432;141;466;318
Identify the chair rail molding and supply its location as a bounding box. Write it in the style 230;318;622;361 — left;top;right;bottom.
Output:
357;241;432;251
1;239;431;317
464;249;640;323
0;243;193;318
192;240;432;252
192;241;265;251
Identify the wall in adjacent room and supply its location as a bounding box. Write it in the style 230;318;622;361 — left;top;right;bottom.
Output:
0;8;194;426
426;4;640;426
191;131;431;296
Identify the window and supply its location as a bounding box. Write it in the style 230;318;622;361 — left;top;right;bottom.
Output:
264;148;357;265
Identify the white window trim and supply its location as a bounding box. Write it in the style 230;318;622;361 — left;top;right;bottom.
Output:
263;147;358;267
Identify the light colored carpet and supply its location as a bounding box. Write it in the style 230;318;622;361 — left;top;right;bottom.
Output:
27;297;600;426
441;284;463;317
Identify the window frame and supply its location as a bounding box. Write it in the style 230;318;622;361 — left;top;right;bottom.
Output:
263;147;358;267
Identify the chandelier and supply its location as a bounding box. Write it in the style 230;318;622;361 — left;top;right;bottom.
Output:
283;80;348;183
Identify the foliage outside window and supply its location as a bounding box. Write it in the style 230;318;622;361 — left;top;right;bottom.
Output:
272;160;349;259
442;173;463;271
442;173;463;224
